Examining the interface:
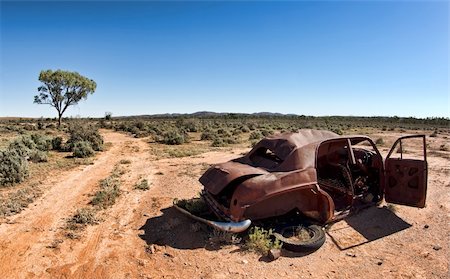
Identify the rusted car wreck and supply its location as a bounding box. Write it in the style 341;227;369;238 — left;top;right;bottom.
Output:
175;129;427;248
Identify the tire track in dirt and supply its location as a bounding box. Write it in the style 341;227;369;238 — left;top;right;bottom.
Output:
0;131;148;278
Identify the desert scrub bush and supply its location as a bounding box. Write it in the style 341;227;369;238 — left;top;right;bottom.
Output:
439;144;448;151
240;125;250;133
158;130;188;145
72;141;95;158
91;175;121;208
232;128;242;135
51;136;63;151
175;197;209;216
0;149;29;186
30;134;53;151
375;137;384;145
261;129;274;137
29;150;48;163
67;208;98;229
0;184;42;216
249;131;263;141
217;128;231;136
331;127;343;135
200;130;216;141
8;135;36;157
67;123;103;151
244;226;281;255
430;130;438;137
211;138;226;147
208;229;241;247
178;119;200;132
134;179;150;190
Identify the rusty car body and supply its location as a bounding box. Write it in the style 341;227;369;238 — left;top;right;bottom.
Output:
178;129;427;232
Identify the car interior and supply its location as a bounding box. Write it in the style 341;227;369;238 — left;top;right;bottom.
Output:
316;138;383;211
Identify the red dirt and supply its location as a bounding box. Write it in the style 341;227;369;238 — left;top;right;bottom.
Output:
0;130;448;279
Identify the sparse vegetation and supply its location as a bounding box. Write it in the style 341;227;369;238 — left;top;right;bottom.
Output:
386;203;398;213
430;130;438;137
157;130;189;145
91;175;121;209
439;144;448;151
65;167;123;233
0;149;29;186
244;226;282;256
29;150;49;162
67;208;98;230
249;131;263;141
175;197;209;216
134;179;150;190
375;137;384;145
208;229;241;247
72;141;95;158
0;184;42;216
67;123;103;152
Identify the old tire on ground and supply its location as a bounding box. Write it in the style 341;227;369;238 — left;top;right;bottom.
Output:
274;224;325;252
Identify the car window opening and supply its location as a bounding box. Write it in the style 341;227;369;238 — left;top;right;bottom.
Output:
249;147;283;169
317;140;382;212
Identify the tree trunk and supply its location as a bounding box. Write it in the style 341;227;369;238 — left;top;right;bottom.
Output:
58;114;62;128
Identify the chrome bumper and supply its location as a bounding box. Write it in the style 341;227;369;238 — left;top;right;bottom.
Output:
173;203;251;233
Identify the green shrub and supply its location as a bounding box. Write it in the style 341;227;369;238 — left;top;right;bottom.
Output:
8;135;36;157
331;128;343;135
158;130;187;145
29;150;48;163
240;125;250;133
181;120;199;132
31;134;53;151
176;198;209;216
261;129;274;137
430;130;438;137
232;129;242;135
249;131;263;140
375;138;384;145
37;122;44;130
245;227;281;255
67;123;103;151
91;176;121;208
134;179;150;190
0;185;42;216
69;208;98;226
211;138;226;147
51;136;63;151
200;130;216;141
72;141;95;158
0;149;29;186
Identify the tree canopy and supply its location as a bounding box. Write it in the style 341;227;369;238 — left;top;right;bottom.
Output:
34;70;96;126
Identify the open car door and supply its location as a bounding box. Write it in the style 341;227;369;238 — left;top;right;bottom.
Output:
384;135;427;208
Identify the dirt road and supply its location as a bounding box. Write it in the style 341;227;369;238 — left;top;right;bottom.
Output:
0;131;448;279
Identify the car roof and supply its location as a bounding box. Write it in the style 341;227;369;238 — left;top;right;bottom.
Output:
243;129;340;171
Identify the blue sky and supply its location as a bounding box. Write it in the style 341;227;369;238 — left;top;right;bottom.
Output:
0;1;448;118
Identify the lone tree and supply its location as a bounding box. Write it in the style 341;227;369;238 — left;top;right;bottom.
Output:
34;70;96;127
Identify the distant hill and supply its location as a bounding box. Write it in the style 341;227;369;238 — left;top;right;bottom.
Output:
117;111;302;119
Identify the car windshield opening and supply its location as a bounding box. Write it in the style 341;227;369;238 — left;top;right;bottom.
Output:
249;147;283;169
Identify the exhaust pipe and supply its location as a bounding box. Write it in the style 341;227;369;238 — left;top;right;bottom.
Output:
173;203;251;233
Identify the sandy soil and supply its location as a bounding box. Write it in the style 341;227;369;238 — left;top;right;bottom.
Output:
0;130;448;279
